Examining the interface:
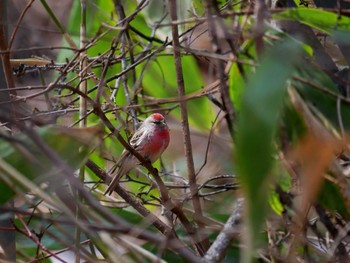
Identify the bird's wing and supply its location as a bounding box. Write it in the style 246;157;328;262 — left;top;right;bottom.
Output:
105;124;150;195
129;125;148;148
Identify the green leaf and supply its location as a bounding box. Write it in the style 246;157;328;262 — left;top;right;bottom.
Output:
235;40;301;262
192;0;205;16
57;0;116;62
229;39;256;111
269;191;284;216
273;8;350;33
229;62;246;111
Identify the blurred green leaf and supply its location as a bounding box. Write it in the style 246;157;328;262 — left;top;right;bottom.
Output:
16;216;74;255
140;55;213;129
235;40;301;262
112;208;145;225
40;0;77;48
273;8;350;33
141;56;204;96
293;65;350;131
229;40;256;111
282;100;307;144
192;0;205;16
0;182;15;204
141;0;191;36
0;126;101;204
269;163;293;216
57;0;116;62
332;30;350;44
229;62;246;111
229;38;258;112
318;179;349;219
269;191;284;216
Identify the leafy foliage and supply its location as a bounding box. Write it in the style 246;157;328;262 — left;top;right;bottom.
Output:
2;0;350;262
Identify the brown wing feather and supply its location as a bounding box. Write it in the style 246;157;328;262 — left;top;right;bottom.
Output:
105;126;146;195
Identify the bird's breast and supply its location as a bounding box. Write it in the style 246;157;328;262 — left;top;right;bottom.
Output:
144;129;170;162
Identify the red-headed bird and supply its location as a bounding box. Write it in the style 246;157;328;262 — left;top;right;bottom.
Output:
105;113;170;195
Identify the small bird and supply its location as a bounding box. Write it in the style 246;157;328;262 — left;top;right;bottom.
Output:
105;113;170;195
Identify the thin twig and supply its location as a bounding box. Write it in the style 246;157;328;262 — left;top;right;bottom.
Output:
196;111;221;176
114;0;138;128
8;0;35;50
15;214;68;263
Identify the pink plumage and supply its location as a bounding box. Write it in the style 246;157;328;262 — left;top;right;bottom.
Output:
105;113;170;195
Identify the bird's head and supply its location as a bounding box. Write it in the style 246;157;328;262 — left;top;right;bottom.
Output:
146;113;168;129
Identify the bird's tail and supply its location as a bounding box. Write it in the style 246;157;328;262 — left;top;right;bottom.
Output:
104;155;135;195
104;168;124;195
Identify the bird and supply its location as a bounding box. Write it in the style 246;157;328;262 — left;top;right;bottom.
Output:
105;113;170;195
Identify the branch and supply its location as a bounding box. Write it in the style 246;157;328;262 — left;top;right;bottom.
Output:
169;0;209;254
204;0;236;138
254;0;268;55
203;198;244;262
85;159;201;263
